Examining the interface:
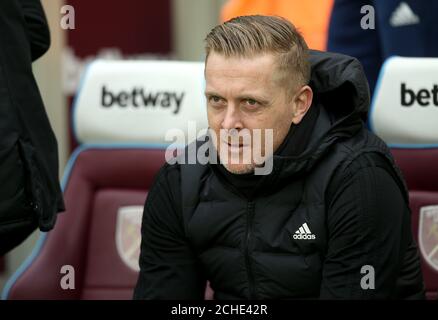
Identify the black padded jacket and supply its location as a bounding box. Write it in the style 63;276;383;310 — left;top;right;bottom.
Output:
134;51;425;299
0;0;64;254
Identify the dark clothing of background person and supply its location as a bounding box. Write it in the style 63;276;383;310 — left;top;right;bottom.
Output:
0;0;65;255
133;51;425;299
328;0;438;96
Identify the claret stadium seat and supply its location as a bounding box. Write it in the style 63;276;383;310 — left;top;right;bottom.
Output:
1;60;211;300
370;57;438;300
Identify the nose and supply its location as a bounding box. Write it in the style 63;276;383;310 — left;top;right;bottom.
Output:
221;104;243;130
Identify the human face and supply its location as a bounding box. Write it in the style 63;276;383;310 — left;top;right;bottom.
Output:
205;52;312;174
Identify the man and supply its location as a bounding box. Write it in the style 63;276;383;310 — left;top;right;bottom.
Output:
134;15;424;299
0;0;64;255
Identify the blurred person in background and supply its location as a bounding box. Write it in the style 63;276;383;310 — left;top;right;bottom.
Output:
221;0;334;51
0;0;64;255
328;0;438;95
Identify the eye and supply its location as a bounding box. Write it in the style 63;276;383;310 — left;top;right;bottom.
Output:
208;95;221;103
243;98;259;108
208;95;226;109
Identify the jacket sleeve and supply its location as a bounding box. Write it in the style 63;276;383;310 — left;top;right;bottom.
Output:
133;164;206;299
19;0;51;61
319;153;422;299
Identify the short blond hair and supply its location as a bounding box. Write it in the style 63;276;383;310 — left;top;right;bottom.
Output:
205;15;310;92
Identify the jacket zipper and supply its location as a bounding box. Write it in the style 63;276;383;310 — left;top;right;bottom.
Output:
245;201;256;299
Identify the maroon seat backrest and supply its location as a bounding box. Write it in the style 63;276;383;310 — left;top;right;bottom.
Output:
3;59;213;300
369;56;438;299
6;147;166;299
391;148;438;300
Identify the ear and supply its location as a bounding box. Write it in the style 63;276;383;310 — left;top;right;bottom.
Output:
291;85;313;125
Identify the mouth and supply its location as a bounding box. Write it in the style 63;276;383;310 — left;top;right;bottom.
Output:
222;141;248;153
222;140;245;147
227;142;244;147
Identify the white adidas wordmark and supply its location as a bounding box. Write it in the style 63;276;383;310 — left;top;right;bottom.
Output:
390;2;420;27
293;222;316;240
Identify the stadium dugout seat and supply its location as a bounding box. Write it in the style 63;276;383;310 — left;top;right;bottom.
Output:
370;57;438;300
1;60;212;299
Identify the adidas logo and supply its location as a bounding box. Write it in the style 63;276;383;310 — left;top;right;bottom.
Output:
390;2;420;27
293;223;316;240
